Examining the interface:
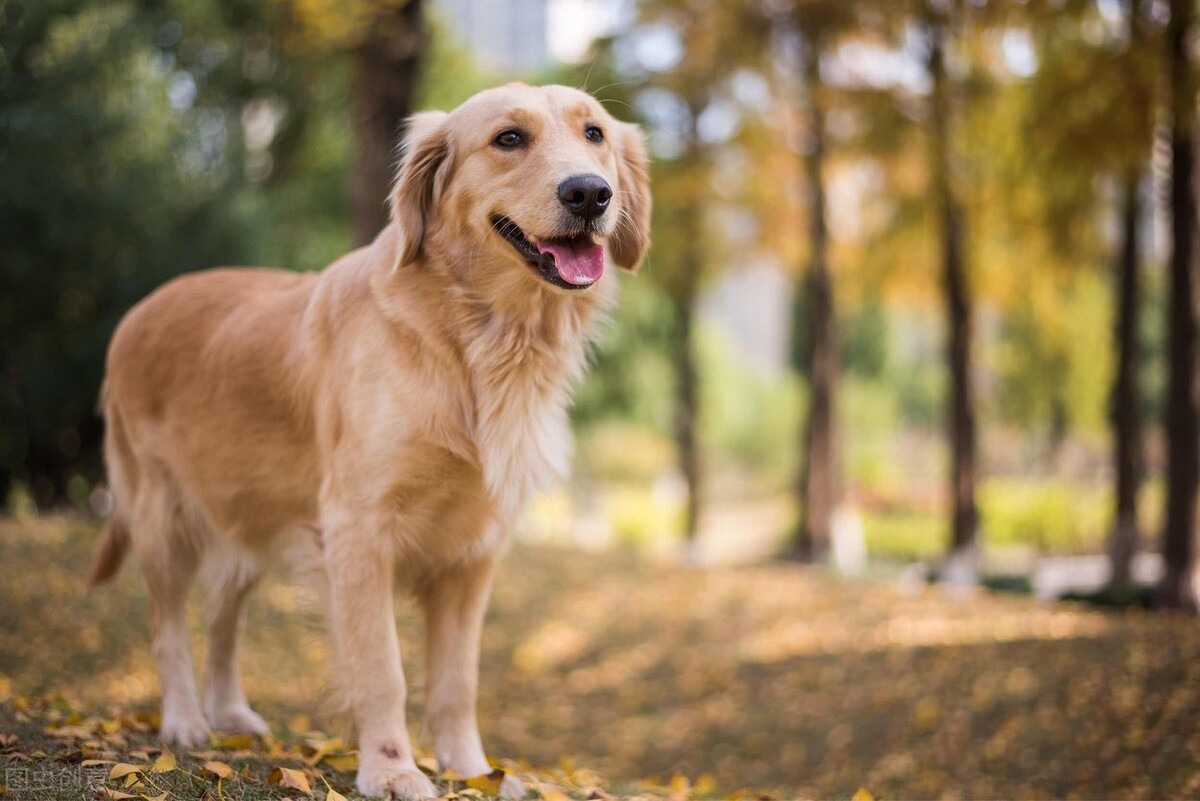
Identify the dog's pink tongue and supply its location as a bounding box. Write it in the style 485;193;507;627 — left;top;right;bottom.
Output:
536;237;605;286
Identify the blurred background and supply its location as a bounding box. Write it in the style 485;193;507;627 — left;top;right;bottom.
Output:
5;1;1200;797
5;0;1198;605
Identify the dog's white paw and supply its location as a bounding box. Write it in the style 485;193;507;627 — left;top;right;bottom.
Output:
159;712;212;747
207;704;269;736
497;772;526;799
357;767;439;800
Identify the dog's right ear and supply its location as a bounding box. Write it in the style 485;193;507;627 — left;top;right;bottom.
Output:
391;110;451;270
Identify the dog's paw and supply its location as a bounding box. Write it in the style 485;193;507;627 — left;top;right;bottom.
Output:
497;772;526;799
357;767;439;800
159;713;212;748
206;704;269;736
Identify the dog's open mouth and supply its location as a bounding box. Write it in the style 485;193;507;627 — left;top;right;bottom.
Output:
491;215;605;290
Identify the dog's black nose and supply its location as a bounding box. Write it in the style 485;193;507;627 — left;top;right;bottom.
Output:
557;174;612;220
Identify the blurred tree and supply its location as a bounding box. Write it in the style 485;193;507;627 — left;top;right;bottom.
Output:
1157;0;1199;611
611;0;772;545
280;0;428;244
1016;0;1160;585
351;0;426;244
1102;0;1157;588
0;0;275;505
923;0;978;568
778;5;844;562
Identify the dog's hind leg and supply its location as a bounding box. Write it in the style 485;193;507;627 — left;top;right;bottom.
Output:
131;481;209;747
203;554;269;735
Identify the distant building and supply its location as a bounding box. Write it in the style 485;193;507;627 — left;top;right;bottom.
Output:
436;0;549;72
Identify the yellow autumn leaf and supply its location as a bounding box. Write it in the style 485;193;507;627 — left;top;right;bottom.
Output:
100;789;138;800
851;788;875;801
100;719;122;734
325;788;349;801
269;766;312;794
210;733;254;750
108;763;143;780
304;737;347;767
324;753;358;772
535;781;573;801
153;748;176;773
669;773;690;796
466;768;507;795
200;760;236;779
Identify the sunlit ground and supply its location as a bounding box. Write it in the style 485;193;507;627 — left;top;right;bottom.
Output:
2;514;1199;799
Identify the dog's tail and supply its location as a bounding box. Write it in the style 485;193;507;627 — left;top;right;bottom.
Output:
89;379;132;587
88;515;131;587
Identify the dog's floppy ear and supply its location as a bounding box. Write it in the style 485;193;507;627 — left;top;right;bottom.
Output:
391;110;452;270
610;122;652;273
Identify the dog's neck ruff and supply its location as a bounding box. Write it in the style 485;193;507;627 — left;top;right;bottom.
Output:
370;228;617;521
454;275;615;520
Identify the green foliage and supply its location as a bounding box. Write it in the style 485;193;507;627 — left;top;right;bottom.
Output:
574;276;678;433
979;478;1111;553
698;322;803;481
994;270;1114;434
0;0;269;500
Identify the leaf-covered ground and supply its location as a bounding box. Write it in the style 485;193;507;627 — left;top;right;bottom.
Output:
2;514;1200;800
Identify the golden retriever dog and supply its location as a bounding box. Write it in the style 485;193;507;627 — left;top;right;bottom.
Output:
87;83;651;800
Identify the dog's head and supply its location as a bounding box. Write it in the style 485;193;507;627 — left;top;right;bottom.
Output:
390;83;651;292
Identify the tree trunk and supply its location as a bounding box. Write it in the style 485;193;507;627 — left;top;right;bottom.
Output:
673;276;701;547
926;7;978;565
1108;175;1142;588
352;0;426;247
790;29;837;562
1157;0;1200;611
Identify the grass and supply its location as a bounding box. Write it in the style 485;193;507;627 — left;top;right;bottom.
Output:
3;513;1200;799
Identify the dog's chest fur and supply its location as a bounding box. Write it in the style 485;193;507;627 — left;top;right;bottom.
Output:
457;294;606;521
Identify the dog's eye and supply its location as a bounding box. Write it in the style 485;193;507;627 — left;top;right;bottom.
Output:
494;130;523;148
584;126;604;144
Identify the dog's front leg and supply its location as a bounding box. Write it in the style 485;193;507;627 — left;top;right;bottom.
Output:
324;517;437;801
420;553;525;799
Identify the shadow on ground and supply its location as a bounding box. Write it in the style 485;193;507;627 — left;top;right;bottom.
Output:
2;514;1199;799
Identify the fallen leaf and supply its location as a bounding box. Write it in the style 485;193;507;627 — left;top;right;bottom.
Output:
100;789;138;800
325;789;349;801
466;769;507;795
851;789;875;801
269;766;312;794
109;763;143;780
304;737;347;767
210;733;254;750
200;761;236;780
536;781;574;801
323;754;358;773
154;748;176;773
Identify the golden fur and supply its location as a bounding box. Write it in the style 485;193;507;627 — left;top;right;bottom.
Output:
90;83;651;800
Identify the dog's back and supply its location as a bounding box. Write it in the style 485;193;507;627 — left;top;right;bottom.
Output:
95;266;324;581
